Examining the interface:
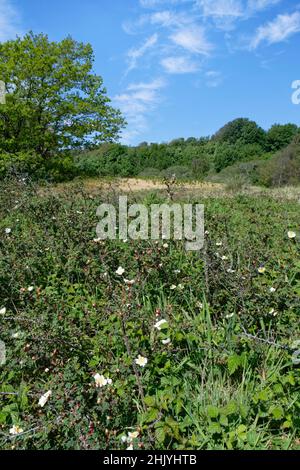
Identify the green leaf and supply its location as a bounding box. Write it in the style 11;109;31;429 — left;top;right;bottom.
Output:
207;405;219;418
227;354;241;375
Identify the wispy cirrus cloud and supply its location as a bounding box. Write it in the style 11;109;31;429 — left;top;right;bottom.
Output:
0;0;21;42
139;0;190;7
197;0;243;18
205;70;223;87
170;26;213;55
161;55;199;73
114;78;166;143
247;0;282;12
126;33;158;72
249;11;300;49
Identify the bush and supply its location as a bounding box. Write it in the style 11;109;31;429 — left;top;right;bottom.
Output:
160;165;193;180
138;168;162;178
0;152;77;182
257;141;300;187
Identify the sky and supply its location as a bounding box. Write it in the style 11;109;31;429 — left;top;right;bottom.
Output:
0;0;300;144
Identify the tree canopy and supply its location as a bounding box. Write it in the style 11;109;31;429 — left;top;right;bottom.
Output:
0;32;125;157
212;118;266;147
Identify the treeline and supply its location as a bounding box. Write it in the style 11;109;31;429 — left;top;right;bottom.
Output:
1;116;300;186
73;118;300;186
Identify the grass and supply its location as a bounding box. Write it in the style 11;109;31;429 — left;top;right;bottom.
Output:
0;177;299;450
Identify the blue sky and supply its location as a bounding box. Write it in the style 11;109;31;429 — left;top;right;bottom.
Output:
0;0;300;144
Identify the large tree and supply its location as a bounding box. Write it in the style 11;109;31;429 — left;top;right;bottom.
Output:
0;32;125;157
212;118;266;147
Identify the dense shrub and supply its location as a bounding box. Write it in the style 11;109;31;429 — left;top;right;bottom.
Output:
0;180;299;449
0;152;77;182
266;124;298;152
257;141;300;187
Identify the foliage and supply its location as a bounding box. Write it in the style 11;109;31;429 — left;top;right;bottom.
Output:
212;118;266;147
0;178;299;450
0;32;125;157
257;140;300;187
266;124;298;152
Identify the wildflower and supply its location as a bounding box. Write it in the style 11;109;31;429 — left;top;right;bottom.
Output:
121;435;128;443
178;284;184;290
124;279;135;286
227;269;235;273
216;242;222;247
123;239;128;243
5;228;11;234
162;338;171;345
163;243;169;248
287;231;296;239
225;313;235;319
116;266;125;276
170;284;177;290
269;287;276;293
174;269;181;274
0;307;6;315
128;431;139;440
269;308;278;317
27;286;34;292
135;355;148;368
221;256;228;261
154;319;168;330
9;425;23;435
38;390;52;408
94;374;107;388
11;332;20;339
44;368;50;373
258;267;266;274
127;445;134;450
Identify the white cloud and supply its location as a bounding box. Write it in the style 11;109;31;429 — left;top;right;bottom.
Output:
249;11;300;49
127;78;166;91
150;10;192;27
161;56;199;73
139;0;189;7
170;26;213;55
0;0;21;41
197;0;243;18
205;70;223;87
195;0;244;30
126;33;158;72
247;0;282;12
114;79;166;144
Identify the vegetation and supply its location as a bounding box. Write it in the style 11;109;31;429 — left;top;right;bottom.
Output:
0;179;299;450
0;32;125;158
0;32;299;451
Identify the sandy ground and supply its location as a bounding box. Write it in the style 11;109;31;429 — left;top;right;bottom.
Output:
41;178;300;202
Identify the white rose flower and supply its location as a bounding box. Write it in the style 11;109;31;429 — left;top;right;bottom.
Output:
135;355;148;368
38;390;52;408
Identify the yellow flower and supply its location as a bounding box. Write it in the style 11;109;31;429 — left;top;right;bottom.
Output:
258;267;266;274
128;431;139;440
